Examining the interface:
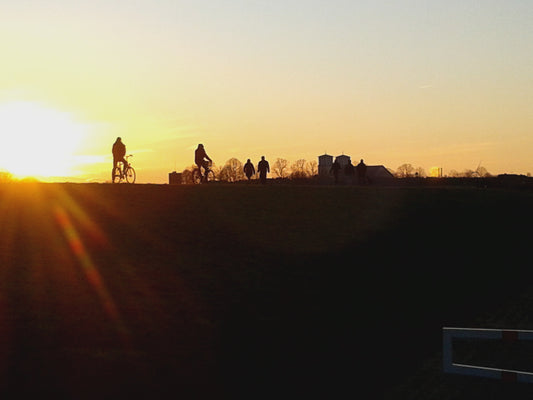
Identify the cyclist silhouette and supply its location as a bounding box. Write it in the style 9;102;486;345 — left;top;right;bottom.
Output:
195;144;212;180
112;137;128;177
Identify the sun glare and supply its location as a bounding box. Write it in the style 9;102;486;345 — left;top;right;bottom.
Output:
0;101;87;179
429;167;443;178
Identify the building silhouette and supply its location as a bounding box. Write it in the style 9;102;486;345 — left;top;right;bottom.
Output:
318;153;393;183
318;154;333;176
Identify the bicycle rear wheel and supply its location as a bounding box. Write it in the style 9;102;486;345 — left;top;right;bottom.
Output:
125;167;136;183
112;167;122;183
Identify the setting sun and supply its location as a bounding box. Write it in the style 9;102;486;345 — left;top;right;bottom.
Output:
0;101;87;179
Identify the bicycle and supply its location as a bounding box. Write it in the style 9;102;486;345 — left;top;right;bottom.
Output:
112;155;136;184
192;161;215;184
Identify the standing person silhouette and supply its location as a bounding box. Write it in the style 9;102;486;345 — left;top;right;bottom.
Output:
356;159;367;185
243;159;255;181
344;159;355;185
194;144;212;182
330;158;341;184
112;137;128;179
257;156;270;184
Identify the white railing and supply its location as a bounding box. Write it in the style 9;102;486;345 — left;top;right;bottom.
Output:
443;327;533;383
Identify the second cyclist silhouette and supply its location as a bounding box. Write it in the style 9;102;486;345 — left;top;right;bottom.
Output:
194;144;213;183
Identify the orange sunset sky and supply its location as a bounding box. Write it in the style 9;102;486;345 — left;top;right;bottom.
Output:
0;0;532;183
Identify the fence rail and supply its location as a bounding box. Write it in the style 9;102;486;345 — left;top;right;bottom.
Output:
443;327;533;383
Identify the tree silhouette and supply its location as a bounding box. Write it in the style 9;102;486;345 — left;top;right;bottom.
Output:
219;158;244;182
307;160;318;177
448;166;492;178
396;164;415;178
474;165;491;178
463;169;476;178
290;159;308;179
181;166;195;184
415;167;426;177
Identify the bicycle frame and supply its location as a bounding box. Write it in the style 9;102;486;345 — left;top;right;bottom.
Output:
121;155;133;174
193;161;213;184
113;154;135;183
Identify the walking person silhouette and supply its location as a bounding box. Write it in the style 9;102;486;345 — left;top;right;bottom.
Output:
243;159;255;181
257;156;270;184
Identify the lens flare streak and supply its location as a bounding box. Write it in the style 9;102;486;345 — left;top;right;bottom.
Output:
54;206;129;341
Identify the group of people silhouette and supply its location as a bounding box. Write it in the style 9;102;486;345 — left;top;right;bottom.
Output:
243;156;270;184
113;139;271;184
331;158;367;185
195;144;270;184
113;138;366;185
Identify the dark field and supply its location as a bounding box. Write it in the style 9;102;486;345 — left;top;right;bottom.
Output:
1;182;533;399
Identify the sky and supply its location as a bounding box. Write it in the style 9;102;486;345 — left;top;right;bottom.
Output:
0;0;532;182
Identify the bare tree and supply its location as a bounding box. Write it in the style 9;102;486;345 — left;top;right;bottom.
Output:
272;158;289;178
463;169;475;178
181;166;195;184
211;164;222;180
395;164;415;178
475;166;491;178
414;167;426;178
307;160;318;176
219;158;244;182
290;159;308;179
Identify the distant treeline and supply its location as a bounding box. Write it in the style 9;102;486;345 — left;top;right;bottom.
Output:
369;174;533;190
0;171;38;183
178;157;531;186
395;163;495;178
180;158;501;183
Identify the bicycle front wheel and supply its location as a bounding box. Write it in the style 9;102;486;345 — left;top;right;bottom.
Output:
125;167;136;183
192;169;202;184
112;167;122;183
205;170;215;183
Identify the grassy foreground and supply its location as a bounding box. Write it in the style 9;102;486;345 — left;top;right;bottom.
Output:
0;182;532;398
